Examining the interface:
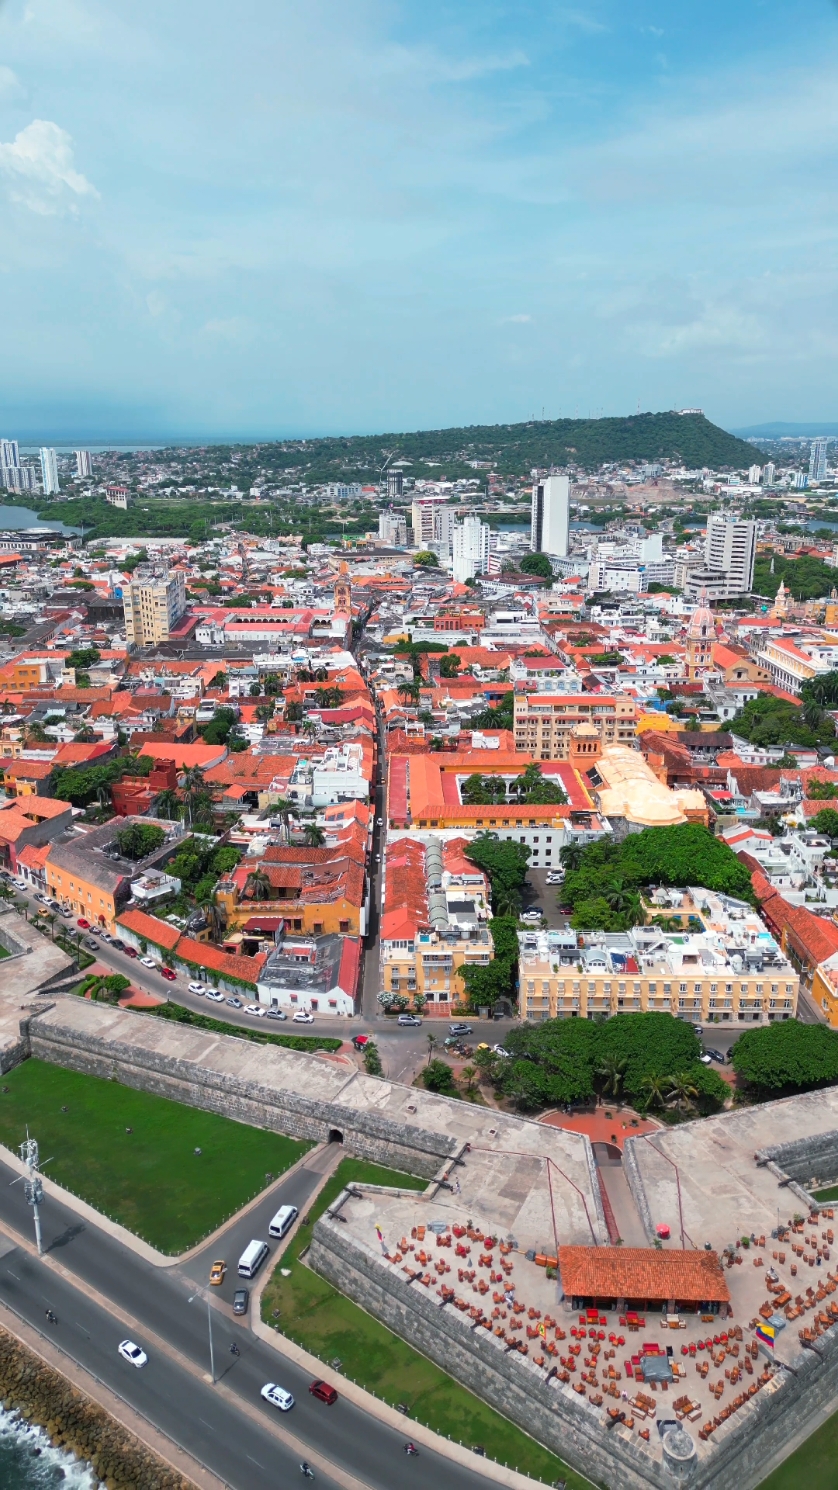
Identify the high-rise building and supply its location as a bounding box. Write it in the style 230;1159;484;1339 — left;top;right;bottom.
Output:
810;439;829;484
75;450;92;478
0;439;19;472
763;462;776;487
39;447;59;495
530;475;569;557
411;496;454;562
378;510;407;546
748;464;762;485
793;472;809;490
452;514;490;582
705;513;756;591
122;568;187;646
387;469;404;500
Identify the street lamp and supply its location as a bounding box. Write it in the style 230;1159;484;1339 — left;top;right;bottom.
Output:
19;1133;45;1255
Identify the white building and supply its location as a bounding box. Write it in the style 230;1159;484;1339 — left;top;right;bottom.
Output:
763;462;776;487
40;447;60;495
530;474;569;558
378;510;407;545
683;513;756;600
75;450;93;478
452;513;490;581
748;464;762;485
411;496;454;563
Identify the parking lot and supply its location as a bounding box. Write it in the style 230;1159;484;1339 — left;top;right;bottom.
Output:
522;866;569;929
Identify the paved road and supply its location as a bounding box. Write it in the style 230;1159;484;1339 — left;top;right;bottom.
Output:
0;1154;495;1490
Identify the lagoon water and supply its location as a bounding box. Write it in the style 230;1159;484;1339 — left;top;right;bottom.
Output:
0;504;80;537
0;1405;99;1488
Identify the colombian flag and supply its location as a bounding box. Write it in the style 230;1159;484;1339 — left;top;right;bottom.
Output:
755;1322;775;1349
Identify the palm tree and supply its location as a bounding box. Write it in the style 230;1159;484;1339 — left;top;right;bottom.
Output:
493;888;520;919
560;842;584;873
304;824;326;847
597;1055;627;1101
397;680;419;707
426;1032;437;1066
244;868;272;901
271;797;293;844
301;719;317;739
666;1071;699;1114
461;1063;478;1096
803;700;826;731
156;788;180;821
639;1074;668;1112
603;882;632;913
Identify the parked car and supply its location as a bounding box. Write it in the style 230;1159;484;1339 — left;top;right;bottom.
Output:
492;1044;511;1058
233;1288;249;1315
704;1048;727;1064
267;1009;287;1020
77;918;90;930
244;1003;266;1018
449;1023;472;1036
292;1011;314;1024
209;1260;226;1286
110;938;125;951
124;946;138;958
205;990;225;1003
698;1052;712;1065
352;1033;370;1049
520;910;543;923
118;1340;147;1369
160;967;177;982
85;937;99;951
545;873;564;885
139;956;156;968
309;1380;338;1405
99;931;112;942
60;907;73;918
49;899;61;911
397;1014;422;1027
188;981;205;994
261;1383;294;1412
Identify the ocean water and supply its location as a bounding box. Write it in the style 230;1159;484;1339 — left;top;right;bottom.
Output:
0;1404;100;1489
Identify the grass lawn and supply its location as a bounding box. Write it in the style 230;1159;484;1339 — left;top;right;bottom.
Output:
759;1406;838;1489
812;1185;838;1202
261;1158;587;1489
0;1059;311;1254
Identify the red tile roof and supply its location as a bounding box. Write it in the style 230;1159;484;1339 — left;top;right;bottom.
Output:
558;1246;730;1305
116;908;182;950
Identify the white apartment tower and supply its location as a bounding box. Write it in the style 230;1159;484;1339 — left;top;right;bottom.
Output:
530;474;569;558
122;568;187;647
747;464;762;485
810;439;829;484
411;496;454;563
704;513;757;594
378;509;407;545
75;450;93;478
452;514;491;582
40;447;60;494
763;462;776;487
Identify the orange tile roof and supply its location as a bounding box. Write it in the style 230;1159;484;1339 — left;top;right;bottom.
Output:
116;908;182;950
176;935;266;985
558;1246;730;1305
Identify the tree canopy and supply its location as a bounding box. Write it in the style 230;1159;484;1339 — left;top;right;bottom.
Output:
562;823;753;932
731;1020;838;1096
519;552;553;579
730;692;835;750
465;835;530;917
114;822;166;861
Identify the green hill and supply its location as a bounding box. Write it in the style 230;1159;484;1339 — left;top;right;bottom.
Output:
216;410;757;484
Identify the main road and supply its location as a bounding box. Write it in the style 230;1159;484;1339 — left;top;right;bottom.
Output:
0;1152;498;1490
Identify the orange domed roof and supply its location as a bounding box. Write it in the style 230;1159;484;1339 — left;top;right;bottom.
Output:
687;592;714;640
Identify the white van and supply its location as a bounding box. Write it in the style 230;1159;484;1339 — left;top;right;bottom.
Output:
238;1239;269;1278
268;1205;298;1240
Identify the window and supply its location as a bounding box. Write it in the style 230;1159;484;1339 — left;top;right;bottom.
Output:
710;983;717;994
648;982;657;994
679;982;687;993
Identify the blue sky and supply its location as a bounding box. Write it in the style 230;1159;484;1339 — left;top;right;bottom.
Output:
0;0;836;440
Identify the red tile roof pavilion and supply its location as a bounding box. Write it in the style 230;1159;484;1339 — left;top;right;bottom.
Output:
558;1247;730;1309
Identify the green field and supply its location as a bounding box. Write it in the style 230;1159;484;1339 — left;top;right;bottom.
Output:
0;1060;310;1253
812;1185;838;1202
759;1407;838;1489
261;1158;587;1488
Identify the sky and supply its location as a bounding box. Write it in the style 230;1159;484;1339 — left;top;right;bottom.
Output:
0;0;836;441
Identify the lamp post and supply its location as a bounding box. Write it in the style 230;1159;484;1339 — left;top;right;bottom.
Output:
20;1134;44;1255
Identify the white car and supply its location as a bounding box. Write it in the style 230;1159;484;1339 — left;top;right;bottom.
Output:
520;910;543;923
292;1011;314;1024
205;990;225;1003
244;1003;266;1018
140;956;156;968
188;981;205;995
118;1339;147;1369
545;873;563;885
261;1383;294;1411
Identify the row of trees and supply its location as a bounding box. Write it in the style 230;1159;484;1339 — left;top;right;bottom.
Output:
461;763;566;807
730;690;836;750
481;1012;728;1114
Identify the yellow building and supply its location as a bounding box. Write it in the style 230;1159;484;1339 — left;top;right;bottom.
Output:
513;693;636;760
519;889;798;1026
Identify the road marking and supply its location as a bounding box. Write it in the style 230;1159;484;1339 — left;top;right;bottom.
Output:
198;1418;215;1432
246;1454;264;1468
74;1321;90;1335
6;1270;19;1280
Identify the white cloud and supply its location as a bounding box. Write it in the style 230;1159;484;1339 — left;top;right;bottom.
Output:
0;119;98;214
502;313;532;323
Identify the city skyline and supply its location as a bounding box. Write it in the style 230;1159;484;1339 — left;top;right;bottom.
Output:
0;0;836;440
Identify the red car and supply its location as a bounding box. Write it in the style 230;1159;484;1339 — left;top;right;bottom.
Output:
309;1380;338;1405
160;967;177;982
124;946;138;959
351;1034;369;1050
77;918;90;930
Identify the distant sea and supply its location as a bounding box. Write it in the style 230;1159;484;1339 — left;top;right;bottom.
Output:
0;1404;99;1488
